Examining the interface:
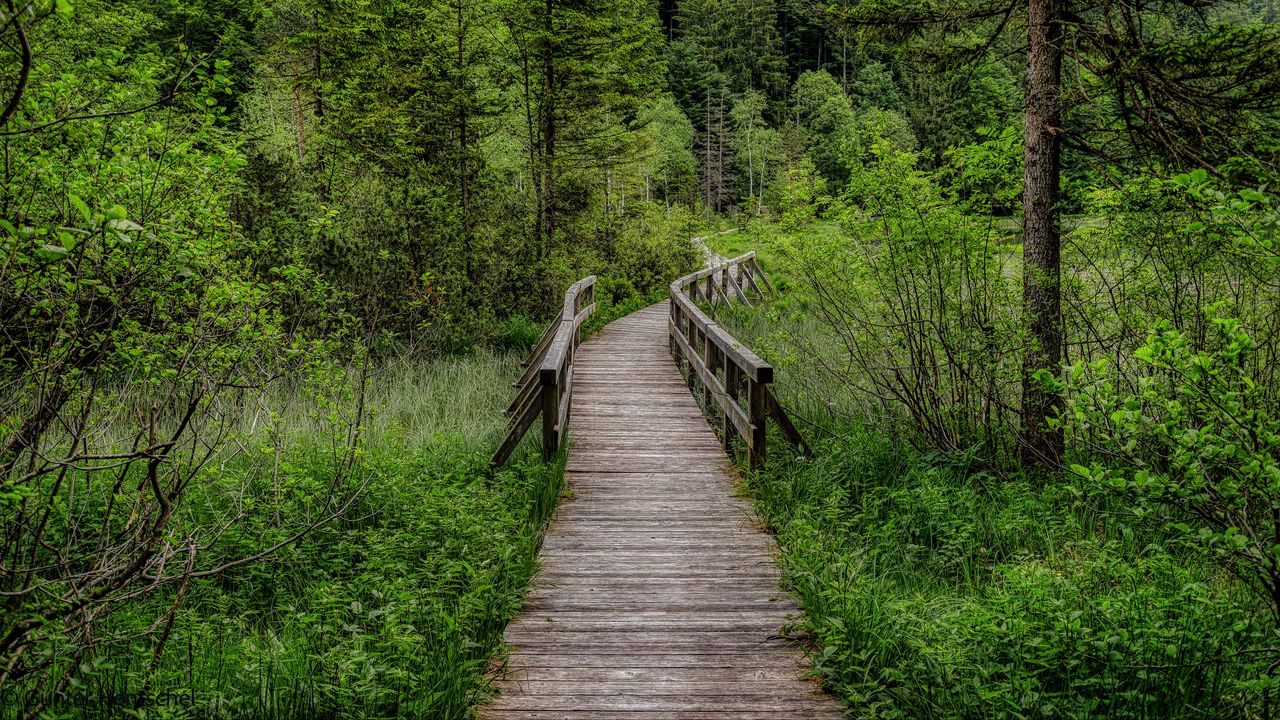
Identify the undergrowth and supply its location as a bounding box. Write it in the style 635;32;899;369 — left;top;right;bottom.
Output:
750;433;1263;718
2;355;562;720
712;223;1275;718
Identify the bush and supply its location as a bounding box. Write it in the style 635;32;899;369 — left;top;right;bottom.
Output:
750;430;1266;719
1068;315;1280;704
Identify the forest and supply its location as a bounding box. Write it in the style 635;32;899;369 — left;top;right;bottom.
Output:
1;0;1279;717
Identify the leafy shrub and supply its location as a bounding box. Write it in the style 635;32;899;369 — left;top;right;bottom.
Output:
489;315;544;355
0;356;562;720
784;143;1024;460
1068;315;1280;703
751;431;1266;719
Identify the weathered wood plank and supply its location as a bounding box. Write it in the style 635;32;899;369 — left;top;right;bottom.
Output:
478;301;841;719
484;695;832;711
488;661;798;676
500;653;797;669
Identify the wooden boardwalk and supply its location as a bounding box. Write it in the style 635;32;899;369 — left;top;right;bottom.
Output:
481;303;842;719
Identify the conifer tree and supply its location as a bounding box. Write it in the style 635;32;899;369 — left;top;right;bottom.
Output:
504;0;665;259
672;0;788;105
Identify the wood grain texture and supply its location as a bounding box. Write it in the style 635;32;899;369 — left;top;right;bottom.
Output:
479;302;842;719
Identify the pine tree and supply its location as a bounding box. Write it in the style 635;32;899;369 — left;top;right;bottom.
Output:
503;0;665;259
672;0;788;106
695;77;734;218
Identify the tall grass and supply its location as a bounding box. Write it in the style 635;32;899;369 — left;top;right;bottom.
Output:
2;352;562;720
710;226;1273;718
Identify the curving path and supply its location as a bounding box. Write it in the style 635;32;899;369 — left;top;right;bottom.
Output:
479;303;842;719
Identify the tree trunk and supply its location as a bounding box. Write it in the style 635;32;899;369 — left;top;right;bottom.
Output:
456;1;474;285
292;84;306;162
716;88;725;212
542;0;557;256
520;53;542;260
704;82;713;222
1021;0;1065;468
312;14;328;201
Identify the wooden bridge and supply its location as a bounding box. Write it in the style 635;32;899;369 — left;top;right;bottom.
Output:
483;254;840;718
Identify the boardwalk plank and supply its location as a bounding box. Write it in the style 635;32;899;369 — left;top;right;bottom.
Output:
479;302;841;719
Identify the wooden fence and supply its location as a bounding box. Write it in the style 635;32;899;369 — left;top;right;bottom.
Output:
490;276;596;468
669;252;809;469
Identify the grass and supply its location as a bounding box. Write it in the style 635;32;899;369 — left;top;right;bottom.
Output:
3;352;563;720
711;219;1274;719
705;220;844;311
743;421;1263;718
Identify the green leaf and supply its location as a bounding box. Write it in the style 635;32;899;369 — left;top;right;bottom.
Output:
68;194;91;223
35;244;71;261
106;218;143;233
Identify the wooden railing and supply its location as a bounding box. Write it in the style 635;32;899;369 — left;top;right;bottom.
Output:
491;276;596;467
669;253;808;469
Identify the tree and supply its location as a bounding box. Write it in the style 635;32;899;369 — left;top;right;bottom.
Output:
0;3;361;707
1022;0;1065;467
730;90;783;208
504;0;665;266
840;0;1280;468
901;58;1020;164
644;96;699;206
792;70;858;187
849;60;904;113
672;0;788;107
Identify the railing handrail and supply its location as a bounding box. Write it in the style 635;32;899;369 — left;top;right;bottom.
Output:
539;275;595;379
491;275;596;468
668;253;808;469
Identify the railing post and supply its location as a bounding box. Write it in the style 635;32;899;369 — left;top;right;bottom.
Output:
540;367;559;460
747;378;767;470
724;361;740;454
669;300;677;357
702;332;714;408
686;319;697;392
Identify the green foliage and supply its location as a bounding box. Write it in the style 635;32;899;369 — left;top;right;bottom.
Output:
1062;175;1280;405
739;419;1267;719
770;158;827;231
0;3;360;700
943;124;1025;213
714;275;1277;715
714;158;1280;716
792;70;859;188
1;356;561;720
848;61;903;112
729;90;784;205
644;96;700;205
787;141;1024;458
1068;318;1280;661
670;0;788;108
